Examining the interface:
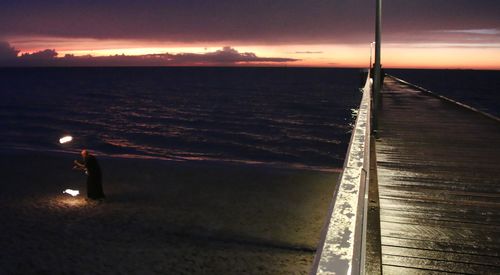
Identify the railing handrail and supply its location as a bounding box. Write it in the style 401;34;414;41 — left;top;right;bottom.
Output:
311;71;372;275
388;74;500;123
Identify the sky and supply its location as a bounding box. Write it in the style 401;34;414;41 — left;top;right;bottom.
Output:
0;0;499;69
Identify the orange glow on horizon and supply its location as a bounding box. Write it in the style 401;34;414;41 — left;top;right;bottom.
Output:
57;47;219;57
8;37;500;70
382;44;500;70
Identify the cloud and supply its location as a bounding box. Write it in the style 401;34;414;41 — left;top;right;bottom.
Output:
389;42;500;49
435;28;500;35
0;41;20;60
171;47;297;64
295;51;323;54
19;49;58;59
0;42;298;66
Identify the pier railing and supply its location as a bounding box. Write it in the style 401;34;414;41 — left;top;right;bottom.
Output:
311;72;373;275
389;74;500;123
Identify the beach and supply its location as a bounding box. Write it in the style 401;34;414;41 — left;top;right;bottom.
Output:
0;152;339;274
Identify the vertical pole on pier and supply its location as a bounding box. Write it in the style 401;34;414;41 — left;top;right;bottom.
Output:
373;0;382;131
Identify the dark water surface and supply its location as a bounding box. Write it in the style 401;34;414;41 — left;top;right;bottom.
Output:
0;67;362;170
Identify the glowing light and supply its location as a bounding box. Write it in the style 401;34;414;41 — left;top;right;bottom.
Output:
59;135;73;144
9;36;500;69
63;189;80;196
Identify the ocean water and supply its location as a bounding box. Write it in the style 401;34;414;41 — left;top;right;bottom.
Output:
387;69;500;118
0;67;362;171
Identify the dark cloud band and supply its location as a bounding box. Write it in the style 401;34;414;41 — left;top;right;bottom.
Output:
0;43;298;66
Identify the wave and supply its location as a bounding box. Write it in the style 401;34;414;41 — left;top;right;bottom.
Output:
0;67;361;171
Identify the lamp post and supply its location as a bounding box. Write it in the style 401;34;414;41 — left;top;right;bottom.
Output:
374;0;382;94
373;0;382;131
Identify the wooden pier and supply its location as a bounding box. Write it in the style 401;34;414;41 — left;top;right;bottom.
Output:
375;76;500;274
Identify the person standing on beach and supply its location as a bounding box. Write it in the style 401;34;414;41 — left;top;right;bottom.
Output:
74;149;105;200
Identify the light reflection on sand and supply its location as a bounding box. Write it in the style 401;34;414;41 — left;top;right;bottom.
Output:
58;196;88;207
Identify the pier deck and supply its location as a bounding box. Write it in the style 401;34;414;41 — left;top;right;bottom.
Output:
375;76;500;274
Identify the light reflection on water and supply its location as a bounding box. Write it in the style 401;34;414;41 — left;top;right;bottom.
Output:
0;67;361;170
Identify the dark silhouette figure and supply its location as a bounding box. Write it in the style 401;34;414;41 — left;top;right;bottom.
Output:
74;149;105;200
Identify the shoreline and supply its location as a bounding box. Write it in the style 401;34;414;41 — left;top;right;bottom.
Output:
0;147;344;174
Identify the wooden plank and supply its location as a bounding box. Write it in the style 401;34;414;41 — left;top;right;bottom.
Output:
380;215;500;231
380;208;500;225
383;245;500;267
383;254;500;274
379;198;500;224
382;236;500;257
383;265;455;275
377;176;500;193
379;189;500;206
379;184;500;197
375;76;500;273
380;221;500;246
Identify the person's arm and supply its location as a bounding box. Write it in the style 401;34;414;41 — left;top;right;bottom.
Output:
73;160;86;171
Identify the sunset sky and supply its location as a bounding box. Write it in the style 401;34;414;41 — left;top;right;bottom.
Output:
1;0;499;69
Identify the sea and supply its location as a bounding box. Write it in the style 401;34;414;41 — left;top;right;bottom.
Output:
1;67;498;171
0;67;362;171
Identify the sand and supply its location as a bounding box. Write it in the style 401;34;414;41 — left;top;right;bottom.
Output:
0;152;339;274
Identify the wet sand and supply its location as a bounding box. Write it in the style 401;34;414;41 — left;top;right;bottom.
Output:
0;152;339;274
